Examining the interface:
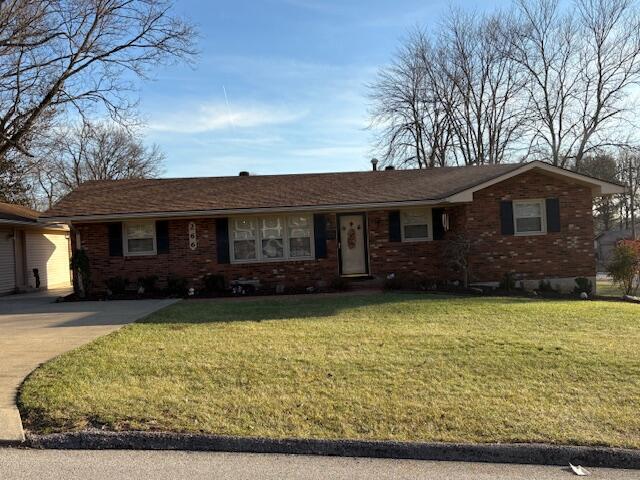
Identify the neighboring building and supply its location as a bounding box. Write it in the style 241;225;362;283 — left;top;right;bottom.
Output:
39;161;623;294
0;202;72;295
595;227;639;271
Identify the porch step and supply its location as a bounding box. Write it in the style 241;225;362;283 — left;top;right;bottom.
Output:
344;276;384;291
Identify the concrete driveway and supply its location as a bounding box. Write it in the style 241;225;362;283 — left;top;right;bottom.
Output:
0;290;176;443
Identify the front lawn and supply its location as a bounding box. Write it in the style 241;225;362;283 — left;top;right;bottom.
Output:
19;293;640;448
597;278;625;297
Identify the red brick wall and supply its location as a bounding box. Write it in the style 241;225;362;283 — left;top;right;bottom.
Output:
75;216;339;292
465;170;595;283
367;208;463;282
73;170;595;293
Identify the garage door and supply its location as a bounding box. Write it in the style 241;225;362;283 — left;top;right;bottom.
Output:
25;232;71;289
0;228;16;294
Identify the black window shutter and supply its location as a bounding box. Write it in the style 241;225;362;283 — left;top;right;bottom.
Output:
156;220;169;253
432;208;445;240
313;214;327;259
546;198;561;232
389;211;401;242
500;201;514;235
216;218;230;264
108;222;123;257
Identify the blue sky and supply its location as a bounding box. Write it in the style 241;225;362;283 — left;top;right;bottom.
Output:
139;0;507;178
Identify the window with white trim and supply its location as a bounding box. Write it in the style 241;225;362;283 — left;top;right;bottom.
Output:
232;218;258;261
288;215;313;258
513;199;546;235
401;208;432;241
231;214;314;263
123;221;156;256
261;216;284;259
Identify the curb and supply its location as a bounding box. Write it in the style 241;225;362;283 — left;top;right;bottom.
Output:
26;431;640;469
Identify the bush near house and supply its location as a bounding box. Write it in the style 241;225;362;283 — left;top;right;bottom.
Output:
607;240;640;296
138;275;159;294
166;274;189;297
202;274;226;295
105;276;128;295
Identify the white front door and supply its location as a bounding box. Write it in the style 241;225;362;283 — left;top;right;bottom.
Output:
339;214;368;276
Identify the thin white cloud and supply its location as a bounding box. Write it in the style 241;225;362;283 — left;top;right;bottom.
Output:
148;102;305;134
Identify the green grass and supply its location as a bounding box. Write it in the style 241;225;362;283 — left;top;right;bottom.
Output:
19;293;640;448
597;278;625;297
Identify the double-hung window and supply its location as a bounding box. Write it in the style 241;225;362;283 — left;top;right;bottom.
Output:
231;214;314;262
513;199;546;235
232;218;258;261
401;208;432;242
288;215;313;258
261;216;285;259
123;221;156;256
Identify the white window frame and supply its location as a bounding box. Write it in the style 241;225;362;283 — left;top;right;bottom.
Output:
123;220;157;256
400;208;433;242
513;199;547;236
230;214;315;264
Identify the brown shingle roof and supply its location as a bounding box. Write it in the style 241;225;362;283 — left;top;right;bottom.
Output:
42;163;524;220
0;201;40;223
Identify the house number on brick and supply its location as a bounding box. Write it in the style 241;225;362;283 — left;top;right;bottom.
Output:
188;222;197;250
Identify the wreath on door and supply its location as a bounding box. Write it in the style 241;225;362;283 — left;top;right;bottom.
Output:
347;222;357;249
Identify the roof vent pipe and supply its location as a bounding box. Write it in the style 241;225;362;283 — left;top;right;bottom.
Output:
371;158;379;171
239;171;250;176
385;165;395;171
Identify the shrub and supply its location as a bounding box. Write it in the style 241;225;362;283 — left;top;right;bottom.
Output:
574;277;593;295
105;276;128;295
330;276;350;291
203;274;226;294
166;274;189;297
137;275;159;293
383;273;429;291
537;279;557;293
383;274;404;290
443;234;472;287
499;272;516;291
607;242;640;296
70;249;91;297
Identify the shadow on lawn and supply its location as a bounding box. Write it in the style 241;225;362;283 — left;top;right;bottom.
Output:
138;292;541;325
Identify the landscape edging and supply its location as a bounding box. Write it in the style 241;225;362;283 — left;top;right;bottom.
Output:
26;430;640;469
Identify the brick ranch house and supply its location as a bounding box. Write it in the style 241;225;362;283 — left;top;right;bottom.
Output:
40;161;623;294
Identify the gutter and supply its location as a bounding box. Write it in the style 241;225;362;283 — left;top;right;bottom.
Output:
0;219;68;230
37;198;462;224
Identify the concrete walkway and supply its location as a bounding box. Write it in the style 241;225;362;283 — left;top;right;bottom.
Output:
0;290;176;444
1;449;638;480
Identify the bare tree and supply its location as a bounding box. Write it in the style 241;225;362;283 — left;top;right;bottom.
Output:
436;10;529;165
616;151;640;236
0;0;195;160
370;0;640;171
575;154;621;232
369;13;528;168
368;30;453;168
0;151;30;203
510;0;640;168
30;120;164;208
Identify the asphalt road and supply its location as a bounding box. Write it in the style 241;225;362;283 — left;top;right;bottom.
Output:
1;449;639;480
